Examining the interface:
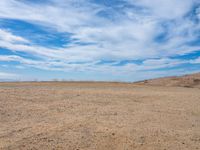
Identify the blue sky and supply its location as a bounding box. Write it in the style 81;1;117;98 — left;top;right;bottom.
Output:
0;0;200;81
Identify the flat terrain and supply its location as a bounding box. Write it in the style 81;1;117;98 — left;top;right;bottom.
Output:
0;82;200;150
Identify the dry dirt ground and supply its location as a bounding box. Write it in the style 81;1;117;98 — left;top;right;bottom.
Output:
0;82;200;150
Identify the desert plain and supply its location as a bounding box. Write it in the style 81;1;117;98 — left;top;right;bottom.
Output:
0;74;200;150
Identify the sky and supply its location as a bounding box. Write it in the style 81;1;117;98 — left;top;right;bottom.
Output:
0;0;200;82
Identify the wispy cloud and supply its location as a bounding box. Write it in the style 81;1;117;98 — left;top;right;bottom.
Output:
0;29;29;43
0;71;19;80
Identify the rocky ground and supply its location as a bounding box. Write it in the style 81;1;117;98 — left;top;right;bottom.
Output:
0;80;199;150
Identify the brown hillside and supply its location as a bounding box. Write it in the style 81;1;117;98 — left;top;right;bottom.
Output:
137;72;200;88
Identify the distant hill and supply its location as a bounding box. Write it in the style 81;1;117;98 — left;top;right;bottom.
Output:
137;73;200;88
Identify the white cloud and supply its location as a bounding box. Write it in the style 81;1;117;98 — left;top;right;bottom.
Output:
0;29;29;43
0;0;199;61
0;54;190;73
0;72;19;80
190;57;200;64
128;0;195;19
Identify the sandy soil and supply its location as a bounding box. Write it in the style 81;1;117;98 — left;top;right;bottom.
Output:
0;82;200;150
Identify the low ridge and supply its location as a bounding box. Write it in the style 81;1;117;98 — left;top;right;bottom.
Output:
137;72;200;88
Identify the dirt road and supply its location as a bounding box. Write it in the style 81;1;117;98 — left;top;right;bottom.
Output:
0;82;199;150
